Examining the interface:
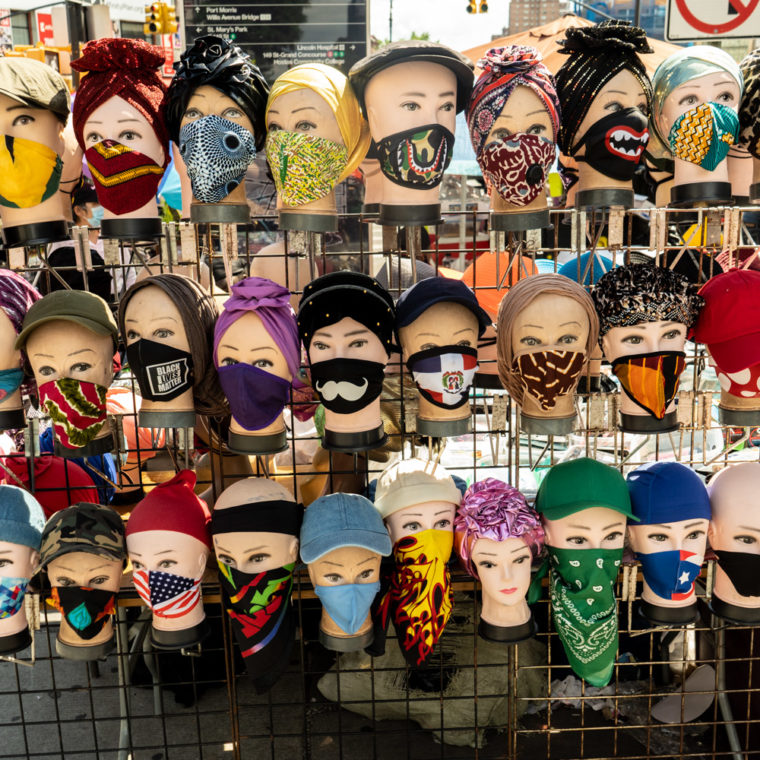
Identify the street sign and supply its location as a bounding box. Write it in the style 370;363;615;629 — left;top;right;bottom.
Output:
666;0;760;40
36;11;53;45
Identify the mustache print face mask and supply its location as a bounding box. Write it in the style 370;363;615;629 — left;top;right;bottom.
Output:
308;359;385;414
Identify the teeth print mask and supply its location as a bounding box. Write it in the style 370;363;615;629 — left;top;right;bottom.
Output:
374;124;455;189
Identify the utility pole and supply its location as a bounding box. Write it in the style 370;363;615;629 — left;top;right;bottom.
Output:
389;0;393;43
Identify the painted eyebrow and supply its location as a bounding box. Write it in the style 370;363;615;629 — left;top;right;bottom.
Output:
345;329;370;336
604;89;627;95
560;321;581;327
435;510;452;516
358;557;376;565
215;545;267;554
738;525;760;532
292;106;318;113
117;118;142;124
6;105;38;112
68;348;96;357
53;562;112;572
498;109;546;117
683;521;706;530
320;561;345;567
567;524;590;530
125;316;178;323
603;522;624;531
454;327;476;334
219;344;276;353
522;324;543;330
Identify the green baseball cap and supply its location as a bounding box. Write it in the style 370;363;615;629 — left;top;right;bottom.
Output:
535;457;637;521
0;57;70;122
15;290;118;350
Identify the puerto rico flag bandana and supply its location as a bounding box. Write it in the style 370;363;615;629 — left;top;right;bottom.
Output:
133;569;202;619
407;345;478;409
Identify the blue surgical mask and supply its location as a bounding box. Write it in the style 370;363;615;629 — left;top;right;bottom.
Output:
636;549;702;601
0;367;24;400
314;581;381;635
87;205;104;228
0;576;29;619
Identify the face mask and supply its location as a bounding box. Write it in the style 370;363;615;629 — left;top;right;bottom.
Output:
314;580;380;635
266;130;348;206
636;549;702;601
573;108;649;181
478;133;555;206
668;102;739;172
126;339;194;403
376;529;453;667
85;139;164;215
0;367;23;401
611;351;686;419
179;115;257;203
715;550;760;598
0;135;62;208
513;350;586;411
217;362;290;431
713;361;760;399
48;586;116;641
87;205;104;229
309;359;385;414
375;124;455;189
0;576;28;619
39;378;108;450
406;345;478;410
133;569;202;619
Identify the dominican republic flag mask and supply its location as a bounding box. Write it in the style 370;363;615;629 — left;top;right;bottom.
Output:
133;569;202;619
406;345;478;409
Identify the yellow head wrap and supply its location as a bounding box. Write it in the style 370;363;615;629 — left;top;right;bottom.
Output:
266;63;370;183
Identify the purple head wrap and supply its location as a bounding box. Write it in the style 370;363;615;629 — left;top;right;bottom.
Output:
213;277;301;382
0;270;41;335
454;477;544;577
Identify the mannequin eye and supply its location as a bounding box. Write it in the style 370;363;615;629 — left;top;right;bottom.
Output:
220;358;239;367
401;101;421;112
604;531;623;543
12;114;34;127
85;130;105;145
126;330;140;341
157;559;176;570
324;573;343;584
456;339;472;347
735;535;757;544
217;554;236;567
70;362;92;374
514;555;529;565
295;120;317;132
686;530;705;541
420;343;438;350
520;336;541;347
119;130;142;142
567;536;587;545
716;91;736;104
434;518;451;529
526;124;546;136
153;328;174;339
90;575;109;586
0;559;13;568
647;533;668;542
348;339;368;349
492;128;511;141
268;122;283;132
558;334;579;345
312;340;329;351
402;521;422;532
358;568;374;580
477;560;496;569
131;560;144;571
248;553;270;564
252;359;274;369
621;335;643;345
637;102;649;116
38;365;56;377
662;329;682;340
222;107;243;120
55;576;75;587
604;100;624;113
184;107;204;120
678;94;699;108
440;101;455;112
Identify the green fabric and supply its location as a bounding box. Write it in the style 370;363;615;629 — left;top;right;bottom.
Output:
0;57;70;121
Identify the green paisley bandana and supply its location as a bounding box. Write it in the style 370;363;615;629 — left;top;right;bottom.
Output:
265;130;348;207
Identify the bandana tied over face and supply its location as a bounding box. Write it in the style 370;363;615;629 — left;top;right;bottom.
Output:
309;359;385;414
0;135;63;209
377;529;453;667
85;139;164;214
266;130;348;206
126;339;194;402
49;586;116;641
133;569;202;619
375;125;455;189
636;549;702;601
217;362;291;431
179;115;257;203
611;351;686;419
39;378;108;449
668;102;739;172
513;350;585;411
406;346;478;409
0;577;28;619
715;551;760;598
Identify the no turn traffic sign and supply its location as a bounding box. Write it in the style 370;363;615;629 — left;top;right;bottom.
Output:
666;0;760;40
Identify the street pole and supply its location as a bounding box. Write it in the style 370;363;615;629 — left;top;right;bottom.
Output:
389;0;393;42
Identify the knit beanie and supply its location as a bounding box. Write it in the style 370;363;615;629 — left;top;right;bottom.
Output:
739;49;760;159
0;485;45;551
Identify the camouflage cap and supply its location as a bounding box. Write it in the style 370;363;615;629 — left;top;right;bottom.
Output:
39;503;126;570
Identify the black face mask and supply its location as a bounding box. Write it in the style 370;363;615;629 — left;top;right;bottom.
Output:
50;586;116;641
309;359;385;414
715;550;760;598
573;107;649;182
126;338;195;402
375;124;454;189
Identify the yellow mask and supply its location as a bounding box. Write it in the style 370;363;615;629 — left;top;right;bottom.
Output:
0;135;63;209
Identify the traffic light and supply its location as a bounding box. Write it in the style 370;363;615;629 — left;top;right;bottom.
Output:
162;3;177;34
479;0;488;10
144;3;162;35
466;0;477;11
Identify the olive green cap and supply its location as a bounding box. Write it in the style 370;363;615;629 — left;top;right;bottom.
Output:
0;57;70;122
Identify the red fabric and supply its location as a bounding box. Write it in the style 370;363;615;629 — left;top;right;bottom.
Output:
125;469;211;548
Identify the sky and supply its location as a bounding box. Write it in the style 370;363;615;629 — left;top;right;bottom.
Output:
369;0;512;52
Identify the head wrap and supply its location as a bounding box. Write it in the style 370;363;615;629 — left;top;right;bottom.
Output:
165;36;269;148
71;38;169;161
627;461;710;525
739;49;760;158
651;45;743;147
0;269;40;335
496;274;599;404
467;45;560;156
266;63;370;182
454;478;544;577
592;263;703;337
554;21;653;155
213;276;300;381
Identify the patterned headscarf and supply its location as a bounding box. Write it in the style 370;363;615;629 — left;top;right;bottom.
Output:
592;263;703;338
466;45;560;156
0;270;41;397
739;49;760;159
265;63;370;182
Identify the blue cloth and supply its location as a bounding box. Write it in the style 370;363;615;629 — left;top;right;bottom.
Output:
626;461;710;524
157;145;183;211
636;549;702;600
559;252;614;288
0;484;44;550
314;581;381;634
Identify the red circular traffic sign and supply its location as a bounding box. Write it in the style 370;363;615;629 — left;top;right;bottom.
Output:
675;0;759;34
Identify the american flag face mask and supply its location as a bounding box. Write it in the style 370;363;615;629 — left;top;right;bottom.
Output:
133;569;202;619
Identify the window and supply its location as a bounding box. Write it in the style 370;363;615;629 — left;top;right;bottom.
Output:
11;11;30;46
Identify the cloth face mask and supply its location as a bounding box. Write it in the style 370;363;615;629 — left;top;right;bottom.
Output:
478;133;556;206
513;350;586;411
668;102;739;172
714;550;760;598
309;358;385;415
266;130;348;207
611;351;686;419
375;124;455;189
217;362;290;431
48;586;116;640
0;576;28;619
573;108;649;181
39;378;108;450
132;569;202;619
85;139;164;215
0;367;23;401
0;135;62;208
126;339;194;403
406;345;478;409
712;360;760;399
179;115;257;203
636;549;703;601
314;580;380;635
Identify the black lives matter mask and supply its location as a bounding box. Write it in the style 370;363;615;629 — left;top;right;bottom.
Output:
126;338;194;402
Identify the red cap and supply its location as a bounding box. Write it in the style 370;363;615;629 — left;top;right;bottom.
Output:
693;269;760;373
125;469;211;548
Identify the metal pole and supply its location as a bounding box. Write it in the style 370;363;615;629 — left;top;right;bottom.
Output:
634;0;641;26
389;0;393;42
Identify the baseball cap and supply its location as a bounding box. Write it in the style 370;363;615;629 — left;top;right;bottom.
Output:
693;269;760;373
0;57;70;122
300;493;392;563
558;251;614;289
461;252;538;318
627;461;710;525
15;290;118;350
373;458;462;519
0;485;45;551
535;457;636;521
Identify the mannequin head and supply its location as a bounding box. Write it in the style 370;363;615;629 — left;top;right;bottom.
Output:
467;45;559;212
627;462;710;608
738;49;760;192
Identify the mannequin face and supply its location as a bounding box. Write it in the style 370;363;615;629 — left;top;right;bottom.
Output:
364;61;457;140
487;85;555;143
123;285;191;352
601;320;686;362
0;310;20;371
307;545;382;586
399;301;479;360
26;321;114;388
709;467;760;555
217;311;292;381
181;84;254;135
127;530;208;579
542;507;626;550
308;316;387;363
266;88;343;145
0;540;38;579
46;551;122;592
628;519;708;554
471;536;532;605
511;293;589;359
214;531;298;573
384;500;456;544
0;92;65;154
82;95;165;166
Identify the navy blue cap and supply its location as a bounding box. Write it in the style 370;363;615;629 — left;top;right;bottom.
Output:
395;277;492;337
626;461;711;525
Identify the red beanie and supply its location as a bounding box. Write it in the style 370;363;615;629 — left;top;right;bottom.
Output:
71;38;169;162
125;469;211;548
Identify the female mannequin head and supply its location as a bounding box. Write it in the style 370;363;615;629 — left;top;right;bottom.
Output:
738;49;760;199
